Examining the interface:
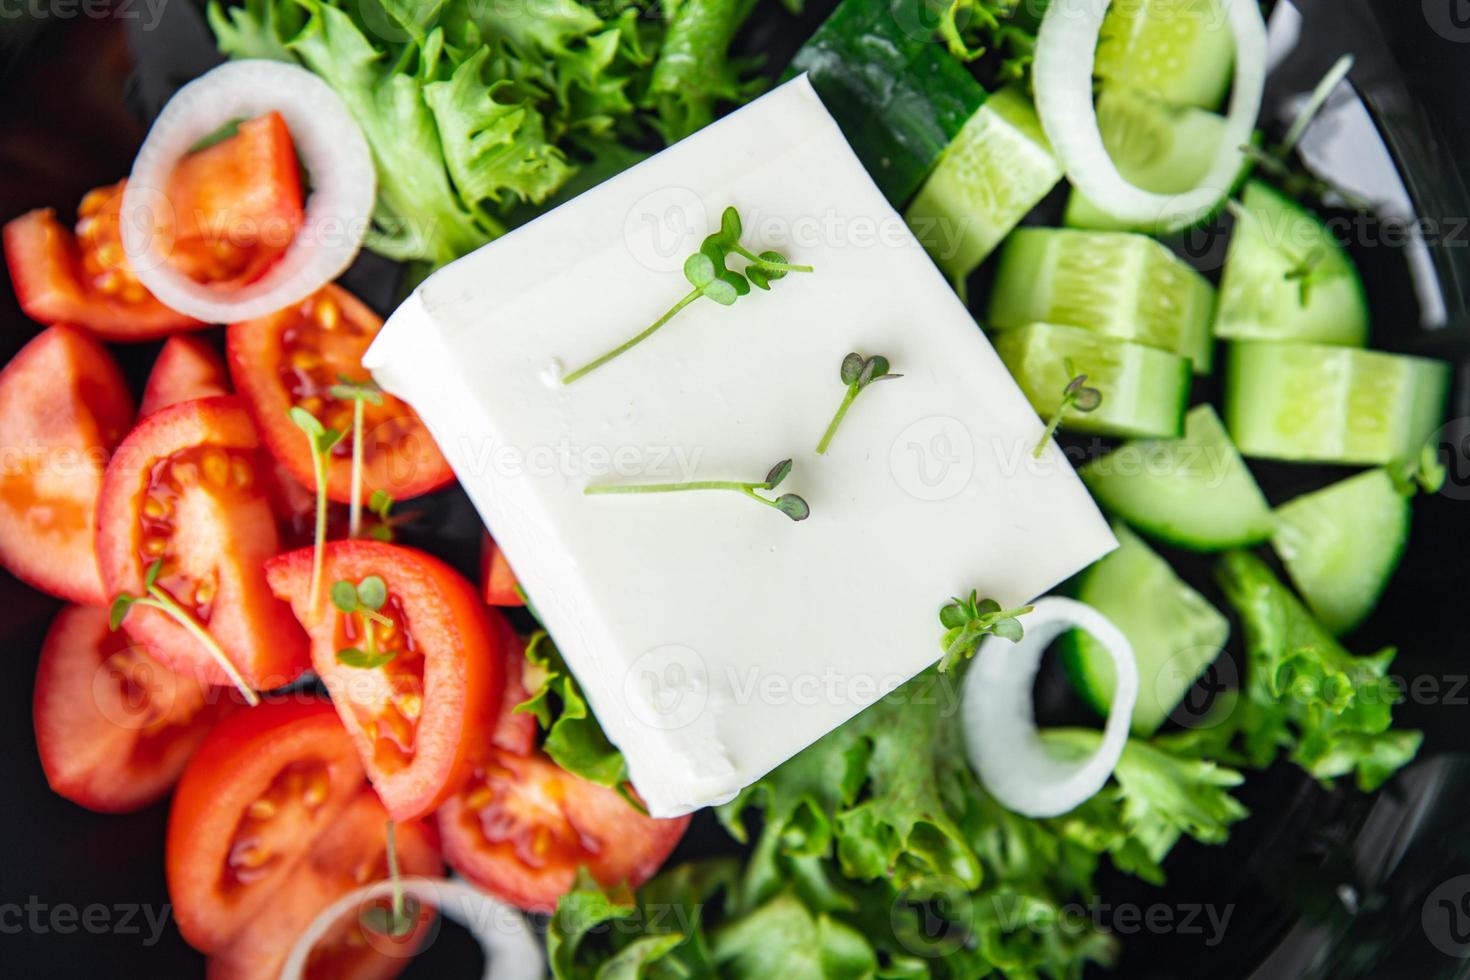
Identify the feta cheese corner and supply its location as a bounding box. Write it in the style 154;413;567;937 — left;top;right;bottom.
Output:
364;75;1116;817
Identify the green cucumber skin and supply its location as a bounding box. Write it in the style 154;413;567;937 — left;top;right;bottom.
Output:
1214;182;1370;347
988;228;1217;375
1061;524;1231;735
1225;341;1453;466
904;87;1062;281
1271;469;1411;635
1082;405;1274;552
994;322;1191;439
788;0;986;205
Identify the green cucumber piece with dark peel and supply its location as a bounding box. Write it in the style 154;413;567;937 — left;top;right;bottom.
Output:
1064;88;1228;233
988;227;1217;374
905;87;1062;282
1215;182;1369;346
1081;405;1273;551
1095;0;1235;110
788;0;987;205
1059;524;1231;735
993;322;1191;439
1272;469;1410;635
1225;341;1452;466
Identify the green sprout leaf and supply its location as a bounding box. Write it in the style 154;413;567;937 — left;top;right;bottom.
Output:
329;377;385;405
331;580;360;614
144;558;163;590
702;277;738;306
1034;361;1104;458
774;494;810;522
684;252;716;288
840;352;864;385
936;594;1034;672
288;405;324;439
765;458;793;489
337;647;397;669
720;205;742;243
109;594;136;632
817;352;903;454
357;575;388;611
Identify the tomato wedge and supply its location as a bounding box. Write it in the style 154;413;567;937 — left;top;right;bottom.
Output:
2;186;202;340
437;750;690;914
96;395;308;690
206;790;441;980
168;698;366;953
491;630;536;758
227;285;453;505
164;112;304;290
265;541;506;821
33;604;235;813
140;335;231;417
0;324;134;603
479;532;524;607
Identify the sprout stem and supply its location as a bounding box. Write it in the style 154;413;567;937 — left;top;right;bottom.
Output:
563;289;701;385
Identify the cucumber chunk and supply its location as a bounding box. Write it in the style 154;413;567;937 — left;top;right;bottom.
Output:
1064;88;1228;233
994;322;1192;439
1094;0;1235;110
1225;341;1451;465
1272;469;1410;635
1215;182;1369;346
789;0;987;205
1081;404;1273;551
1060;524;1231;735
988;227;1218;374
905;87;1062;282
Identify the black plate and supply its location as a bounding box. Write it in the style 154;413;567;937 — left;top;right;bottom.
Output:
1;2;1469;977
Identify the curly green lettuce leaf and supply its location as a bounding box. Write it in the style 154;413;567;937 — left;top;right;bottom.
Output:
208;0;303;61
647;0;765;142
1215;550;1421;791
516;631;629;789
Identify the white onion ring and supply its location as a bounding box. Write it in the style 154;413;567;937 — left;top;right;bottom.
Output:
120;60;375;323
1034;0;1267;228
279;876;544;980
961;597;1137;818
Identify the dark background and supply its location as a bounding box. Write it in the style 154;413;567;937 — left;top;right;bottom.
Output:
2;1;1470;977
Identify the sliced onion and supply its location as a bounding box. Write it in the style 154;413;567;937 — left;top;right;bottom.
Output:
120;60;375;323
1034;0;1267;228
961;596;1137;819
280;876;543;980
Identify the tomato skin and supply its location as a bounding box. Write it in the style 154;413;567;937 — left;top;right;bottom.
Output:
227;285;454;505
206;790;442;980
490;630;537;758
479;532;524;607
33;604;234;813
95;395;309;690
2;204;203;340
265;541;506;822
140;336;231;417
168;698;366;954
0;324;134;603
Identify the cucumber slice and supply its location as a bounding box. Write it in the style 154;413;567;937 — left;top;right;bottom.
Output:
993;322;1192;439
1225;341;1452;465
988;227;1217;374
1272;469;1410;635
1060;524;1231;735
789;0;987;205
1081;404;1273;551
1064;88;1228;233
1094;0;1235;110
1215;182;1369;346
904;87;1062;282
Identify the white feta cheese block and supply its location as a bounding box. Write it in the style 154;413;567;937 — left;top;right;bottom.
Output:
364;75;1116;817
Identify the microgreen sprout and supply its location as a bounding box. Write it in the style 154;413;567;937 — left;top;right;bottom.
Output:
289;407;345;617
329;377;384;541
331;575;397;669
359;820;420;938
368;490;397;542
111;559;260;706
816;352;902;455
585;458;810;522
1033;358;1101;458
561;206;812;384
1283;247;1326;307
1390;442;1447;497
937;591;1034;672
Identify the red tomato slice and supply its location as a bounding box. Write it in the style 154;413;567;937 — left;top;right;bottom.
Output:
479;532;523;607
96;395;308;690
265;541;506;822
227;285;453;505
0;325;134;603
2;189;202;340
206;790;442;980
33;604;235;813
165;112;305;290
168;698;366;953
140;335;231;417
437;750;690;914
491;630;536;758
